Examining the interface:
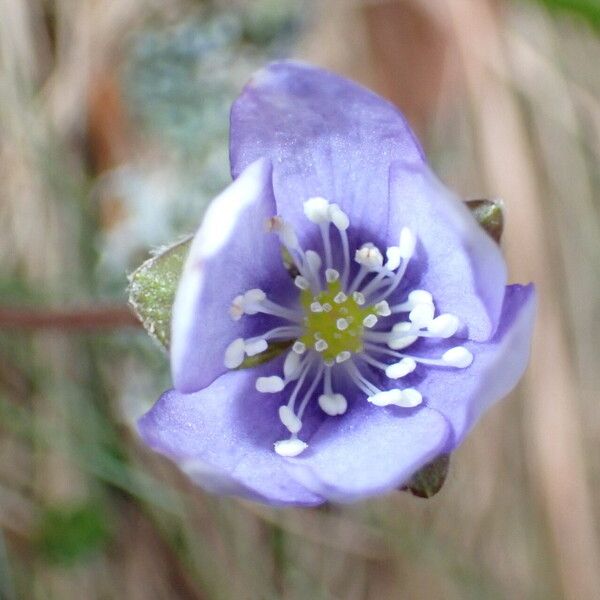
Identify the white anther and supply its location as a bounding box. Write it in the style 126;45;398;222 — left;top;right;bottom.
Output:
428;314;460;338
305;250;322;273
229;295;245;321
408;290;433;307
318;393;348;416
283;351;302;379
336;318;349;331
279;406;302;433
374;301;391;317
315;339;329;352
355;244;384;270
409;303;435;327
388;323;419;350
336;351;352;363
385;246;402;271
310;302;323;313
274;438;307;457
224;338;245;368
267;216;299;248
304;197;331;224
256;376;285;393
363;314;378;328
398;388;423;408
398;227;416;259
368;389;404;407
385;358;417;379
325;268;340;283
442;346;474;368
322;303;333;312
329;203;350;230
352;292;366;306
294;276;310;290
292;341;306;354
244;288;266;304
244;339;268;356
334;292;347;304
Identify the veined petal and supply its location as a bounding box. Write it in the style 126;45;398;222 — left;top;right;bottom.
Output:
284;405;450;503
230;61;425;240
171;157;292;393
138;368;325;507
388;160;508;341
419;284;536;447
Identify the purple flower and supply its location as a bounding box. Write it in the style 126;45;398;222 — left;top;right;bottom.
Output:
138;61;535;506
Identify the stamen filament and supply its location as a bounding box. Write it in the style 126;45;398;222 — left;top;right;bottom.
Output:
297;363;325;420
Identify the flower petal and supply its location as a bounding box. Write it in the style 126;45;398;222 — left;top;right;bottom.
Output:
388;160;508;341
230;60;425;238
138;368;325;507
284;406;450;503
171;157;292;393
419;284;536;447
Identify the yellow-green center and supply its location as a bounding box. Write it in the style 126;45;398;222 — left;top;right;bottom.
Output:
299;281;379;362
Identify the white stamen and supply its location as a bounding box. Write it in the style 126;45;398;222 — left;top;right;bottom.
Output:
442;347;474;368
274;438;307;457
318;393;348;416
385;358;417;379
329;204;349;230
295;276;310;290
325;268;340;283
336;351;352;363
305;250;322;274
336;318;349;331
337;222;351;287
310;302;323;313
397;388;423;408
224;338;245;368
315;339;328;352
334;292;347;304
363;314;378;328
292;341;306;354
410;290;433;306
283;351;302;379
355;244;384;270
244;288;266;304
409;303;435;327
229;295;245;321
256;376;285;393
322;303;333;312
368;389;404;407
344;360;380;396
385;246;402;271
427;314;460;338
244;339;268;356
268;216;299;249
374;301;391;316
388;323;419;350
391;290;434;313
398;227;416;259
352;292;366;306
297;363;325;419
304;197;331;224
278;406;302;433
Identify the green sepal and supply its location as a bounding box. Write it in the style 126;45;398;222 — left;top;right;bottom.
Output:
402;454;450;499
466;198;504;243
128;238;291;368
128;237;192;349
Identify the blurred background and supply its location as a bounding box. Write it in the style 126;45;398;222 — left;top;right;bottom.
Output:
1;0;599;598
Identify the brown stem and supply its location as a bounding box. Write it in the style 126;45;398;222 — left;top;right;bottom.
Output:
0;306;141;330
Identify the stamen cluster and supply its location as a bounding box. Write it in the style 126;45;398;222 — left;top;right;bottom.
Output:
224;197;473;457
